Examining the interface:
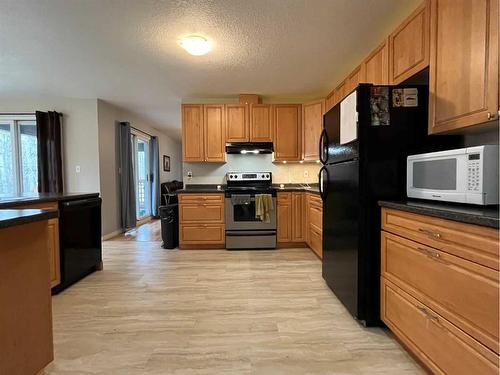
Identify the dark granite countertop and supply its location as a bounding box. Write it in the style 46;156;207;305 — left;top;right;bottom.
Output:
379;200;499;229
177;184;226;193
0;192;99;209
0;209;58;229
274;184;320;195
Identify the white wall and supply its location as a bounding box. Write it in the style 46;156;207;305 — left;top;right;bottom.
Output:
97;100;182;236
183;154;321;185
0;97;100;192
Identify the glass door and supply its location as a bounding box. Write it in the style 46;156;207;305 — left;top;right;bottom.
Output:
132;134;151;220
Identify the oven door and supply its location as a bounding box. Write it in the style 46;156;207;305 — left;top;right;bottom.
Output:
225;194;276;231
407;150;467;203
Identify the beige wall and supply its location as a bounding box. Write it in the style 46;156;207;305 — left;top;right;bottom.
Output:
97;100;182;236
0;97;100;192
183;154;321;185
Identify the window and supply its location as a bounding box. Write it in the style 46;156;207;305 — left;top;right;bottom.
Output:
0;116;38;197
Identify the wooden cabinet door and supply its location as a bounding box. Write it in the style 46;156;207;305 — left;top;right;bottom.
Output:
428;0;499;133
302;100;324;161
325;91;336;113
203;104;226;162
225;104;248;142
345;65;366;94
333;80;347;105
389;1;430;84
182;104;204;161
274;104;302;161
47;218;60;288
277;193;292;242
291;193;305;242
249;104;273;142
363;39;389;84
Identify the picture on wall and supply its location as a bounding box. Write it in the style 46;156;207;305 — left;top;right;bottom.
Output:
163;155;170;172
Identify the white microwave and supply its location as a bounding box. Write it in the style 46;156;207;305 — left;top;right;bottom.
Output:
407;145;499;205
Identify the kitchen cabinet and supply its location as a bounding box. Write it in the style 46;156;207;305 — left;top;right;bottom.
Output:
389;1;430;84
306;193;323;258
325;91;335;113
333;80;347;106
203;104;226;162
428;0;499;134
381;207;500;374
182;104;205;162
250;104;273;142
273;104;302;161
225;104;248;142
277;193;293;242
302;99;325;161
291;192;306;242
178;193;225;248
345;65;365;94
362;39;389;84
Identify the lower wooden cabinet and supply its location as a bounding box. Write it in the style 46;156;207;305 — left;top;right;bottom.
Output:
381;207;500;374
179;193;225;248
277;193;293;243
306;193;323;258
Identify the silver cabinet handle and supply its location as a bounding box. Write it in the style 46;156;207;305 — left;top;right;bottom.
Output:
418;228;442;239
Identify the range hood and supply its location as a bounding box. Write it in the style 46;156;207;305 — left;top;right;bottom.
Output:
225;142;274;154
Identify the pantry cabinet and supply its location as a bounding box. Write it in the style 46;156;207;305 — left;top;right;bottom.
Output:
249;104;274;142
225;104;248;142
389;1;430;84
273;104;302;161
428;0;499;134
302;99;325;161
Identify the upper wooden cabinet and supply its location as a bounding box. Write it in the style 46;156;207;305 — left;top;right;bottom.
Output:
182;104;205;162
225;104;248;142
250;104;273;142
345;65;366;94
182;104;226;162
273;104;302;161
302;99;324;161
428;0;499;134
363;39;389;84
333;80;347;105
389;1;430;84
203;104;226;162
325;90;336;113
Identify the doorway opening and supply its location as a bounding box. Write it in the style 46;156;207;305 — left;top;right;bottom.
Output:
132;133;151;221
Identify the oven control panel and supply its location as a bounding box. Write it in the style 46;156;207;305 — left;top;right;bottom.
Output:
227;172;272;181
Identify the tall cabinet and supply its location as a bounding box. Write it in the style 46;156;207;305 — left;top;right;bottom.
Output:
428;0;499;133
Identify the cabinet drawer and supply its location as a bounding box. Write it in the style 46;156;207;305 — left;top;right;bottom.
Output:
179;203;224;223
308;204;322;230
178;193;224;204
309;224;322;259
382;278;499;375
180;224;225;245
382;231;499;353
382;208;499;270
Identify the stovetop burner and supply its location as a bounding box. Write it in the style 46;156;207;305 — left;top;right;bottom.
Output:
225;172;275;196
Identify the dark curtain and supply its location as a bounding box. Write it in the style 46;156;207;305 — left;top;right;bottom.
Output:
150;136;160;217
119;122;137;229
35;110;63;193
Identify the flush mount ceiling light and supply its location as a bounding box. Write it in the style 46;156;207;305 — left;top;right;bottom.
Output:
180;35;211;56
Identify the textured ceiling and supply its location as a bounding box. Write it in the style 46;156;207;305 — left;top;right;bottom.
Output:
0;0;420;138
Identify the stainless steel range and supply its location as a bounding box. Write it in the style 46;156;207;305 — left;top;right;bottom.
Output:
225;172;277;249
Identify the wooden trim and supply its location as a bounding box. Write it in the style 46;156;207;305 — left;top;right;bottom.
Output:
276;242;308;248
179;244;225;250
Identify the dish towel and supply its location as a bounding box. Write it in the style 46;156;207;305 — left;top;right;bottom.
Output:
255;194;274;223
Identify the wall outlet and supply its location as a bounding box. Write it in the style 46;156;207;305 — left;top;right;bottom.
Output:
187;171;193;180
303;170;309;178
75;165;81;173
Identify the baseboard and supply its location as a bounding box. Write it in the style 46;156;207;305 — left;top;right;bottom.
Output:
102;229;124;241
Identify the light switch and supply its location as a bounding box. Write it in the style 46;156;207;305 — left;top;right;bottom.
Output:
75;165;81;173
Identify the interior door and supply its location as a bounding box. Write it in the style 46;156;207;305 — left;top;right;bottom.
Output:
133;134;151;220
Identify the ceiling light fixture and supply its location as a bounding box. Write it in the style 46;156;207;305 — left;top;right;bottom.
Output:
180;35;211;56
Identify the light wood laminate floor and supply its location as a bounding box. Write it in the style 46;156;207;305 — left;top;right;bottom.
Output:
46;240;424;374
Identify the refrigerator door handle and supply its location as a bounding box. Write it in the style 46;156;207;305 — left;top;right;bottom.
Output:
318;166;328;201
319;129;329;164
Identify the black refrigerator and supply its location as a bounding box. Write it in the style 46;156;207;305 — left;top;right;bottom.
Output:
318;84;457;326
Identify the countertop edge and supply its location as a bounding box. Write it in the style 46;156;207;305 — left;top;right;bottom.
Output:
0;209;59;229
379;200;499;229
0;193;99;209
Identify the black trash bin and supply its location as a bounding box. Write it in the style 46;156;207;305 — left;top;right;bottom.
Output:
159;203;178;249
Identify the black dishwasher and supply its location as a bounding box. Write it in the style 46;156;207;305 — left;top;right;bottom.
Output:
52;197;102;294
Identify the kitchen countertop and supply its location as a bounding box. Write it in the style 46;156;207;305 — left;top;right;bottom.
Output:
274;184;320;194
177;184;320;194
379;200;499;229
0;209;58;229
0;192;99;209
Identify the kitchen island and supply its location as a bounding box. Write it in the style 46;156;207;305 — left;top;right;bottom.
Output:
0;209;58;375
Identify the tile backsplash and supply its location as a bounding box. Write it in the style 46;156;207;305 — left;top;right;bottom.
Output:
183;154;321;184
